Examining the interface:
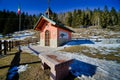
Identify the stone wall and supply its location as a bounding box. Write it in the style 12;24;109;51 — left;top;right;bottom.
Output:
40;39;44;46
58;38;70;46
50;39;58;48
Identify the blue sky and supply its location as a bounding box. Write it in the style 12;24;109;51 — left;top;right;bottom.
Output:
0;0;120;15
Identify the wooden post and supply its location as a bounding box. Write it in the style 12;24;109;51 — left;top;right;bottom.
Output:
9;41;11;51
14;41;16;47
15;41;17;47
4;40;7;55
17;41;19;46
18;41;20;46
0;40;2;55
11;41;14;48
13;41;16;47
6;41;8;51
28;40;30;45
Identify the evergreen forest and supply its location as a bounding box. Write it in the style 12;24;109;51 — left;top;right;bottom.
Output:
0;6;120;35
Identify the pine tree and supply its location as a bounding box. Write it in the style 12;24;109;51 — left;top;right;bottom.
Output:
100;6;110;28
110;7;118;25
72;9;77;28
117;10;120;26
77;10;82;26
91;8;101;26
65;12;72;27
3;12;18;35
81;11;85;26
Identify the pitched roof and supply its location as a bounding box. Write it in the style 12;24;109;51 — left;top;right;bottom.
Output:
34;15;74;32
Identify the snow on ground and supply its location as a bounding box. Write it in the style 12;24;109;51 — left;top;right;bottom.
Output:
63;39;120;55
63;38;120;48
0;30;35;41
61;39;120;80
7;64;28;80
60;52;120;80
21;44;120;80
21;45;40;56
81;43;120;55
1;30;35;49
1;30;120;80
0;34;3;38
10;30;35;40
18;64;28;73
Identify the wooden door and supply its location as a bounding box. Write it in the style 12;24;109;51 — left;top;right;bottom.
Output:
45;30;50;46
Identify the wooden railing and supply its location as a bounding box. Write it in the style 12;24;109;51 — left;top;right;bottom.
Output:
0;40;20;55
0;38;39;55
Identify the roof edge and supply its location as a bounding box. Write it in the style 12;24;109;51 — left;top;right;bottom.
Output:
34;15;56;30
34;15;74;33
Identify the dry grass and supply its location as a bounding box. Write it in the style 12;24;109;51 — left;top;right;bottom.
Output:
0;48;50;80
0;48;18;80
19;52;50;80
63;46;90;53
19;63;50;80
61;46;120;63
72;26;120;39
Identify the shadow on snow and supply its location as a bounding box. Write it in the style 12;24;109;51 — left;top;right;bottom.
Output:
28;44;40;55
5;46;41;80
64;39;94;46
70;59;97;77
6;46;22;80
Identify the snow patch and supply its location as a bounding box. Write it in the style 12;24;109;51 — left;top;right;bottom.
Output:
60;52;120;80
18;64;28;73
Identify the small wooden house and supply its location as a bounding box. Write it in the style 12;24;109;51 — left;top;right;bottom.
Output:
34;15;74;47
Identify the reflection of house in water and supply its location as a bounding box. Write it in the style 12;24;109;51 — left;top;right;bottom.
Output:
34;14;74;47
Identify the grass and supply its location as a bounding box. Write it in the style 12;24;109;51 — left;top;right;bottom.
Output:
0;48;50;80
61;46;120;63
19;63;50;80
0;48;18;80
